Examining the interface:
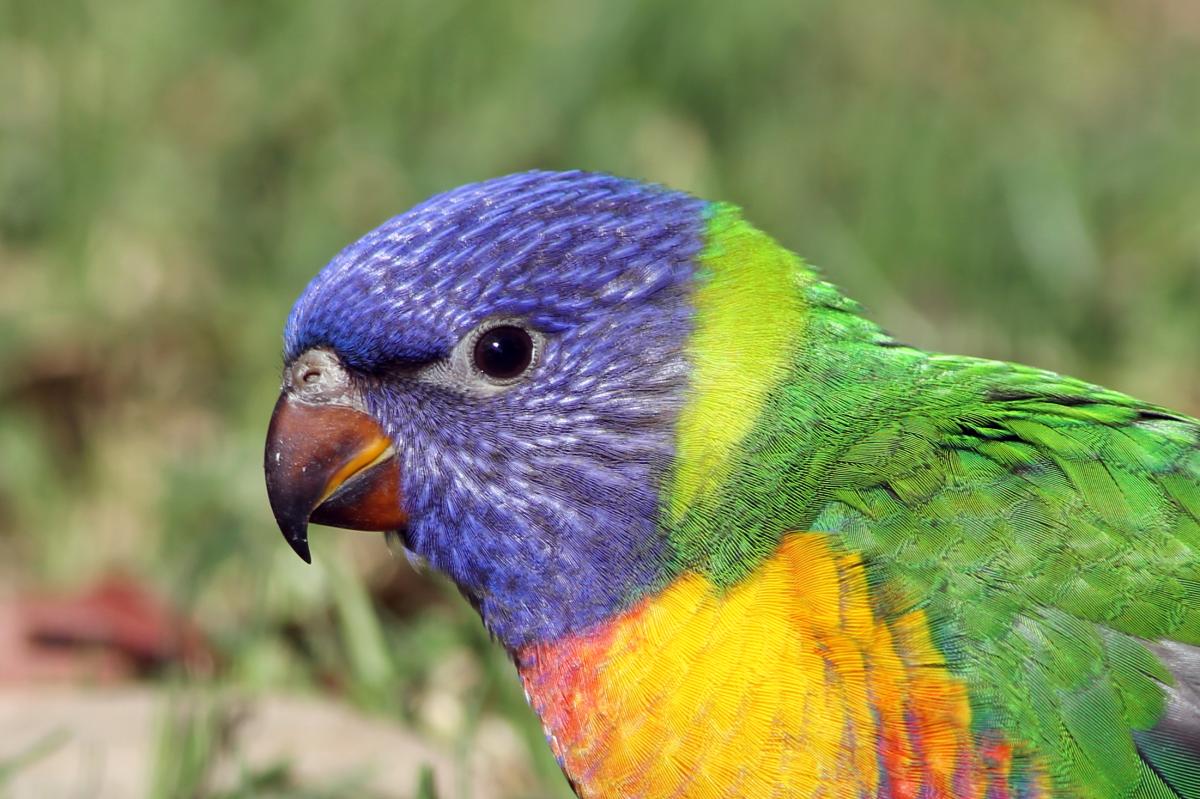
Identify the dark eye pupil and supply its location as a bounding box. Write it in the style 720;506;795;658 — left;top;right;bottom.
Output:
473;325;534;380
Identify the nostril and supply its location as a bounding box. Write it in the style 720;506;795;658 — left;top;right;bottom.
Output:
288;349;345;394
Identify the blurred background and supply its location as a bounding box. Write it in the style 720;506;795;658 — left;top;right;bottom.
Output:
1;0;1198;796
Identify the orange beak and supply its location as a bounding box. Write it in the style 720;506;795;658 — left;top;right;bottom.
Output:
264;389;406;563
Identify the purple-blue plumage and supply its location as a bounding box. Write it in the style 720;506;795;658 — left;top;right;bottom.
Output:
284;171;707;647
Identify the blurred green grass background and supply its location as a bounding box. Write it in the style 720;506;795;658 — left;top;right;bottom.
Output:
0;0;1198;796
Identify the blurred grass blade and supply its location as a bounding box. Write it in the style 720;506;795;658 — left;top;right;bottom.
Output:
323;543;397;707
0;729;70;788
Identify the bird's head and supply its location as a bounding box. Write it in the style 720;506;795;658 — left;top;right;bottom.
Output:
264;170;807;649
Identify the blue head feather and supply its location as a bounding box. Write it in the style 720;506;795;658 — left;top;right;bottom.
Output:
285;171;707;648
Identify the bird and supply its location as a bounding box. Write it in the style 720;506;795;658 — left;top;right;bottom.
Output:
264;170;1200;798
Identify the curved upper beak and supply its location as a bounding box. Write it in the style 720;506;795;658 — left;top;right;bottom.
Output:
263;389;406;563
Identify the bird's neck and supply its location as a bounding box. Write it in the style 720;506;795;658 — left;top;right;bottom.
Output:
658;207;919;591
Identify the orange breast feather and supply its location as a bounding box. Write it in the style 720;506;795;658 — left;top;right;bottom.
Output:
517;533;1035;799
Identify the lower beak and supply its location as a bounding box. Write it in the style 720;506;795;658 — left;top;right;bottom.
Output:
263;393;407;563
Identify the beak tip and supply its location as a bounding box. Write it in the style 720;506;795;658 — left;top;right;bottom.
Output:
286;531;313;564
267;489;315;564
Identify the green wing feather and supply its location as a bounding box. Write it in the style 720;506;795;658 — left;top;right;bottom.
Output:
813;356;1200;798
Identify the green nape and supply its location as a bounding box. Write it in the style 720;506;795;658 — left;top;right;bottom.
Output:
666;203;811;527
665;202;906;585
662;207;1200;797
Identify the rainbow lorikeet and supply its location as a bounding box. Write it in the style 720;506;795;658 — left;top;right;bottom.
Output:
264;171;1200;798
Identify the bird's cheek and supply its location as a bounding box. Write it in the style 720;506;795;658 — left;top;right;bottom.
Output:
263;393;407;563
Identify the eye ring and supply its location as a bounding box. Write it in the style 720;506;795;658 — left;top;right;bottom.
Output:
471;324;536;382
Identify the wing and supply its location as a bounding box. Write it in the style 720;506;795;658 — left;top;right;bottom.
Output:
813;358;1200;798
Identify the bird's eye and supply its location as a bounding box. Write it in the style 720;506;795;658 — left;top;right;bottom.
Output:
472;325;534;381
